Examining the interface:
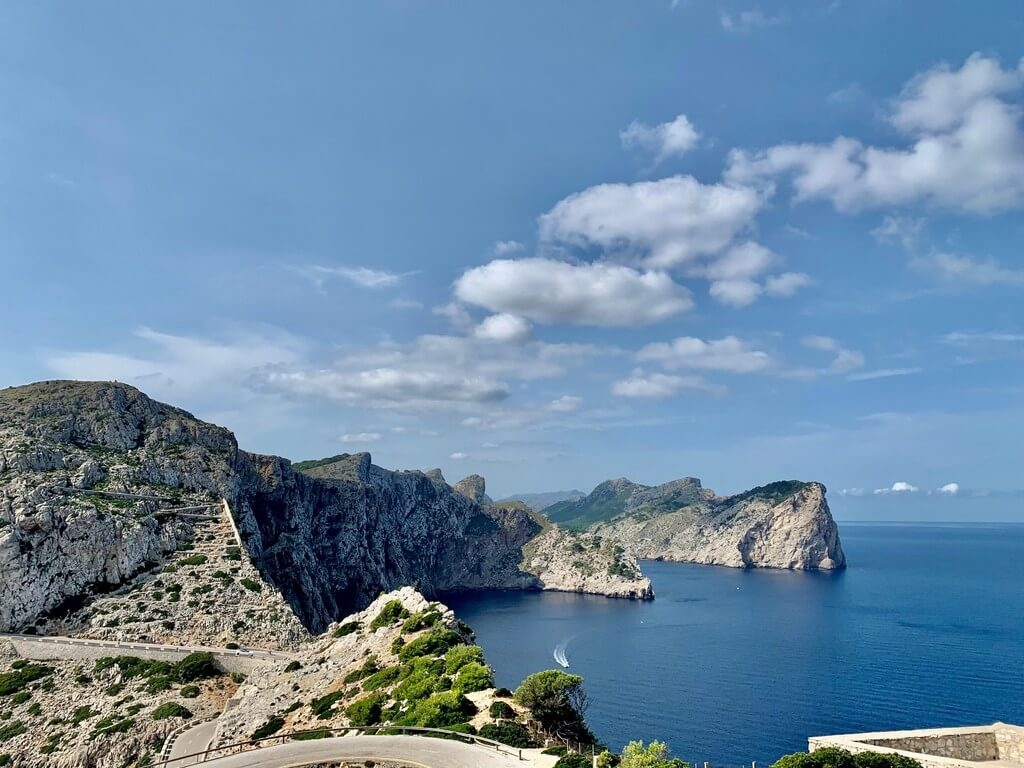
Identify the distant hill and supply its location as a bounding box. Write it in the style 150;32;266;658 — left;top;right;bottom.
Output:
499;489;586;512
542;475;846;571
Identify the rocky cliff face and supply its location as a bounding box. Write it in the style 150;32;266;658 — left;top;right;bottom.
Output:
0;380;650;636
555;477;846;571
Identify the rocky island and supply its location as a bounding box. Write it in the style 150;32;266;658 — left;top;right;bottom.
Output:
543;476;845;571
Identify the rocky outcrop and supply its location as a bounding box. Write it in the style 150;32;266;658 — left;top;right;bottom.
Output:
0;380;651;637
554;477;846;571
452;474;492;505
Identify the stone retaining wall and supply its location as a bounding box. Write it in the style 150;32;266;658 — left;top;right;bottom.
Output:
809;724;1024;768
862;733;999;762
8;636;270;675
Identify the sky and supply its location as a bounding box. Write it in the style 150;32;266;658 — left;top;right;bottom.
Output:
2;1;1023;521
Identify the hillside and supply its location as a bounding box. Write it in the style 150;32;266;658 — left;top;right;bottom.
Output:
499;489;586;512
543;475;845;571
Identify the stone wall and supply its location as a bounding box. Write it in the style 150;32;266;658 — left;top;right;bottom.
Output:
995;725;1024;763
6;635;282;675
863;733;999;761
809;724;1024;768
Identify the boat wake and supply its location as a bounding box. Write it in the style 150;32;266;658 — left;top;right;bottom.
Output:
553;641;570;668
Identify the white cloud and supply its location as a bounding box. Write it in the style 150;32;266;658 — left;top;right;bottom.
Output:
943;331;1024;345
720;9;780;32
450;452;469;460
341;432;381;443
764;272;813;297
539;175;763;269
847;367;922;381
911;251;1024;286
296;265;414;291
620;114;700;163
474;313;533;344
874;481;919;494
493;240;524;255
938;482;960;495
704;241;778;281
709;278;763;307
872;215;925;250
799;336;865;376
611;371;714;399
838;487;866;496
827;83;866;106
726;54;1024;214
432;302;475;331
454;258;693;326
637;335;773;373
547;395;583;412
47;326;305;399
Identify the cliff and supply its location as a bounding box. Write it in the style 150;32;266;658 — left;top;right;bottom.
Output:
0;380;650;637
549;477;846;571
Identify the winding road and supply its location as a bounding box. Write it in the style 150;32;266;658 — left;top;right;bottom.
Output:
178;735;531;767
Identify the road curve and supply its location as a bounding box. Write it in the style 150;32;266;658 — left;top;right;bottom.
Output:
186;735;528;768
167;719;220;766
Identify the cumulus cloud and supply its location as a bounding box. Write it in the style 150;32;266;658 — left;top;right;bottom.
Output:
801;336;865;375
620;114;700;163
493;240;524;255
433;302;475;331
764;272;813;297
637;335;773;373
937;482;960;495
709;278;763;307
611;371;715;399
838;488;866;496
474;313;533;344
872;215;925;250
547;395;582;412
539;175;763;269
341;432;381;443
450;452;469;460
874;481;919;494
454;258;693;326
726;54;1024;213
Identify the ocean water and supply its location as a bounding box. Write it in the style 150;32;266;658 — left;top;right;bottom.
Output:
444;523;1024;766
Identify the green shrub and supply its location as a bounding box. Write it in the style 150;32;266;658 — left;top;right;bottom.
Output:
177;554;208;567
514;669;587;733
0;664;53;696
239;577;263;593
93;716;134;735
251;717;285;739
151;702;193;721
544;745;569;755
179;685;200;698
145;674;173;694
555;755;593;768
453;661;493;693
394;669;440;702
362;665;401;692
369;599;410;630
0;754;9;765
10;692;28;706
489;700;516;719
345;694;383;726
772;751;923;768
0;722;25;743
332;622;361;638
397;691;476;728
26;702;42;717
231;672;246;684
176;652;218;682
343;657;380;684
291;728;332;740
225;546;242;561
284;661;302;673
493;687;512;698
401;609;441;633
479;721;538;748
398;627;462;662
444;644;484;674
310;690;347;719
71;706;97;724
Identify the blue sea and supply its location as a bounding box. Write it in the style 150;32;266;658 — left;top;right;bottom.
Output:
445;523;1024;766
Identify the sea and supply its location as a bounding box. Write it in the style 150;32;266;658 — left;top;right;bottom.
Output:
444;523;1024;767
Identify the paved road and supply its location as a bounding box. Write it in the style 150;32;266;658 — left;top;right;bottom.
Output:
168;720;220;766
0;633;294;662
182;735;529;768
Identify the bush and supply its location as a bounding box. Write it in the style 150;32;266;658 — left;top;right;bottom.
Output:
292;728;332;740
310;690;347;719
620;740;688;768
284;661;302;673
332;622;361;638
444;644;484;674
543;746;569;756
176;652;218;682
251;717;285;739
453;662;493;694
493;687;512;698
151;702;193;721
179;685;200;698
177;554;208;567
362;665;401;692
401;609;441;633
398;691;476;728
345;694;383;726
772;751;923;768
398;627;462;662
239;577;263;593
344;658;380;684
369;600;410;630
554;755;592;768
0;722;25;743
394;669;440;702
0;664;53;696
478;721;538;748
489;700;516;719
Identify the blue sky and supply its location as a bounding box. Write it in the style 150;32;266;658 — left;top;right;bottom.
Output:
2;2;1023;520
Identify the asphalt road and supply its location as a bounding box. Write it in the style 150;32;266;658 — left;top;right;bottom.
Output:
185;734;530;768
167;719;220;766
